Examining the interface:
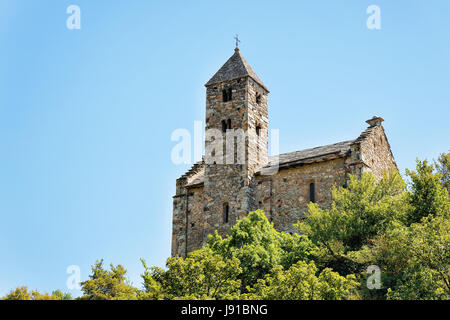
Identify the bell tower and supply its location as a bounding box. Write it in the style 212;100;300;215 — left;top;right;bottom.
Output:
203;47;269;236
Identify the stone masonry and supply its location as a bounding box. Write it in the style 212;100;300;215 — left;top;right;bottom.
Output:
171;48;397;257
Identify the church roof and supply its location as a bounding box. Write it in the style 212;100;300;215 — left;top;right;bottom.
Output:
205;48;268;92
256;140;354;173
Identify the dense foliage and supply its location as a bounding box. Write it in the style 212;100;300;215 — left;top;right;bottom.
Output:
79;260;138;300
1;286;72;300
2;153;449;300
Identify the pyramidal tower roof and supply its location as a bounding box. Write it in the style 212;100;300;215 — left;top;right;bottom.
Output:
205;48;268;92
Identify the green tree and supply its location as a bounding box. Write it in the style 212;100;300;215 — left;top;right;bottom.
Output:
140;210;314;299
1;286;72;300
406;159;449;224
2;286;32;300
435;152;450;194
358;215;450;300
80;260;138;300
51;289;73;300
296;169;406;275
206;210;313;290
349;159;450;299
140;247;242;299
246;260;359;300
386;215;450;299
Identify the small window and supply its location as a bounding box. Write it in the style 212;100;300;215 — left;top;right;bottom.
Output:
224;203;230;223
256;93;261;104
256;125;261;136
309;183;315;203
222;88;233;102
221;120;227;133
227;119;232;130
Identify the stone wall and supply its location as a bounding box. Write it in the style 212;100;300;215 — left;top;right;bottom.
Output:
171;162;206;257
172;190;187;257
254;158;348;233
360;125;397;179
246;77;269;176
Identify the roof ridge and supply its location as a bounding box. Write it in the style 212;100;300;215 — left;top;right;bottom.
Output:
274;140;355;158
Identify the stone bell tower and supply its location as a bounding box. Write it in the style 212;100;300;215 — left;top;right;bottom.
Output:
202;47;269;237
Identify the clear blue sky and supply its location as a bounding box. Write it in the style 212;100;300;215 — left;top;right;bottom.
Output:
0;0;449;297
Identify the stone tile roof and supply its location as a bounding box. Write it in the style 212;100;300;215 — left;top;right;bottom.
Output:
179;161;205;187
186;168;205;187
257;140;355;173
205;48;268;91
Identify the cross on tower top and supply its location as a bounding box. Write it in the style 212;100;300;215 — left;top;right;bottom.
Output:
234;34;240;49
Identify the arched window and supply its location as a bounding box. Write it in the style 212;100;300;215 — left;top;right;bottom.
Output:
224;203;229;223
227;119;232;130
309;183;315;203
256;125;261;136
256;93;261;104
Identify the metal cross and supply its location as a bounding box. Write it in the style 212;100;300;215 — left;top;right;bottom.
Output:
234;34;241;48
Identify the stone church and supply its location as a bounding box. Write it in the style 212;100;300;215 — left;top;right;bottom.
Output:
172;47;396;257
